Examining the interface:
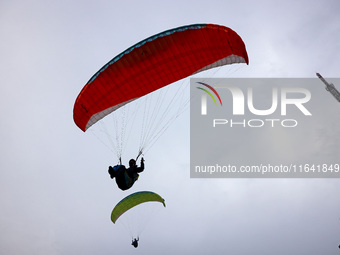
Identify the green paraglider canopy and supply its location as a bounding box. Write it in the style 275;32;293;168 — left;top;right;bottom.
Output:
111;191;165;224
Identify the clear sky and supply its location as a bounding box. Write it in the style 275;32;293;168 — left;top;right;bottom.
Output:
1;0;340;254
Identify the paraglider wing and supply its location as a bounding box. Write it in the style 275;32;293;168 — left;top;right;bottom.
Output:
73;23;249;131
111;191;166;224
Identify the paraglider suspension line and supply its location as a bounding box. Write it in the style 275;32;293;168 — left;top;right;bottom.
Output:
136;150;143;161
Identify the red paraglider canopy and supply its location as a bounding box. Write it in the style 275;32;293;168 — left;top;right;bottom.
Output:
73;24;249;131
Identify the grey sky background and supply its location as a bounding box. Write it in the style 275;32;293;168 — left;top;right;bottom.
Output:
1;0;340;254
